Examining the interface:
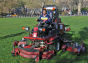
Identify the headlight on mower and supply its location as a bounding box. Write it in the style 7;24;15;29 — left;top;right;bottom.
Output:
22;38;25;41
39;28;42;31
42;28;45;32
22;27;30;31
39;28;45;32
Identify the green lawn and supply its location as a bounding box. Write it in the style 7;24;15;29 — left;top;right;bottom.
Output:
0;16;88;63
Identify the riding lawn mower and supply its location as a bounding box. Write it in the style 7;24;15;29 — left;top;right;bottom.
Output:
11;5;86;62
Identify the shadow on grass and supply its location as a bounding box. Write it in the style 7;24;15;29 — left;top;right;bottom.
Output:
64;24;70;27
72;27;88;42
0;32;25;40
73;27;88;52
62;31;75;40
79;27;88;41
78;27;88;56
53;53;88;63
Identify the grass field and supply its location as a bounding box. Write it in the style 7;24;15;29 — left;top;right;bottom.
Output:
0;16;88;63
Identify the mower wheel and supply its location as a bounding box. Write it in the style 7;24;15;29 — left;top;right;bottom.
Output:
39;51;43;60
77;52;80;56
62;48;66;52
35;56;39;62
12;52;18;56
53;50;57;56
12;53;15;56
35;52;42;62
81;46;86;55
56;42;60;51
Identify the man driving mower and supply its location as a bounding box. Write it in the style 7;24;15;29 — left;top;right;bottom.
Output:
37;9;52;24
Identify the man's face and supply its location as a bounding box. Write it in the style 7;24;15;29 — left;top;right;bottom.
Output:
43;10;47;15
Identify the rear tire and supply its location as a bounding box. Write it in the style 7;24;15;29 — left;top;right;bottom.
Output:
77;52;80;56
62;48;66;52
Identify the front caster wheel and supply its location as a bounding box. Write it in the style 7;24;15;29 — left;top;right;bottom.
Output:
12;53;15;56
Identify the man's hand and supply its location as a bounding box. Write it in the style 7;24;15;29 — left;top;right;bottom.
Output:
43;19;48;23
43;20;46;23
